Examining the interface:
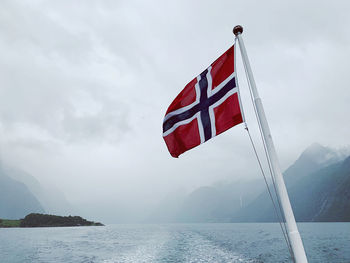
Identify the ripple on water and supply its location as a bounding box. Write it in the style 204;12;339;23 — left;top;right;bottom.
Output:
0;223;349;263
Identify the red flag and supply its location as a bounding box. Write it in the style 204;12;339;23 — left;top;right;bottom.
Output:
163;46;243;157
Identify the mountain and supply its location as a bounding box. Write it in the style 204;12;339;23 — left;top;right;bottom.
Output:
148;179;265;223
0;161;75;219
150;143;350;223
0;166;45;219
284;143;345;188
3;166;75;216
175;186;226;222
231;143;350;222
319;156;350;221
288;156;350;221
175;180;266;222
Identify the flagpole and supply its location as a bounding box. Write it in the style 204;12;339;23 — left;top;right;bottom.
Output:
233;25;308;263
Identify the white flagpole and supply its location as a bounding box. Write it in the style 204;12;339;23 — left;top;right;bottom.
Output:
233;25;308;263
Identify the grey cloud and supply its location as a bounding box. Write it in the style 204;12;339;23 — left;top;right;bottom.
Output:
0;0;133;145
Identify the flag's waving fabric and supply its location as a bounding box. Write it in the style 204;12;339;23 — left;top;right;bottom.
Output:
163;46;243;158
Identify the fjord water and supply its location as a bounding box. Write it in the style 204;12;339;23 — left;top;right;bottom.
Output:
1;223;349;263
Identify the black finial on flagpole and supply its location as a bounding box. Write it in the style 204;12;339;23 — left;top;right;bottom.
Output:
233;25;243;36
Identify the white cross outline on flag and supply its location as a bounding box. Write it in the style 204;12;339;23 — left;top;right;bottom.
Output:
163;66;239;144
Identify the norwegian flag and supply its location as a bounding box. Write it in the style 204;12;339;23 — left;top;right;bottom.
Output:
163;46;243;157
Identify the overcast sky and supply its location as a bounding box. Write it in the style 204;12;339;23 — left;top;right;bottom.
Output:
1;0;349;221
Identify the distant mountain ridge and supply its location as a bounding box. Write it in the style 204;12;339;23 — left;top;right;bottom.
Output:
0;162;75;219
289;155;350;222
284;143;346;188
0;165;44;219
150;143;350;223
147;179;265;223
232;143;350;222
2;165;74;216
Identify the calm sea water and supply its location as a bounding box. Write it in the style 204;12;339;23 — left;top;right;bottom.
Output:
0;223;349;263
